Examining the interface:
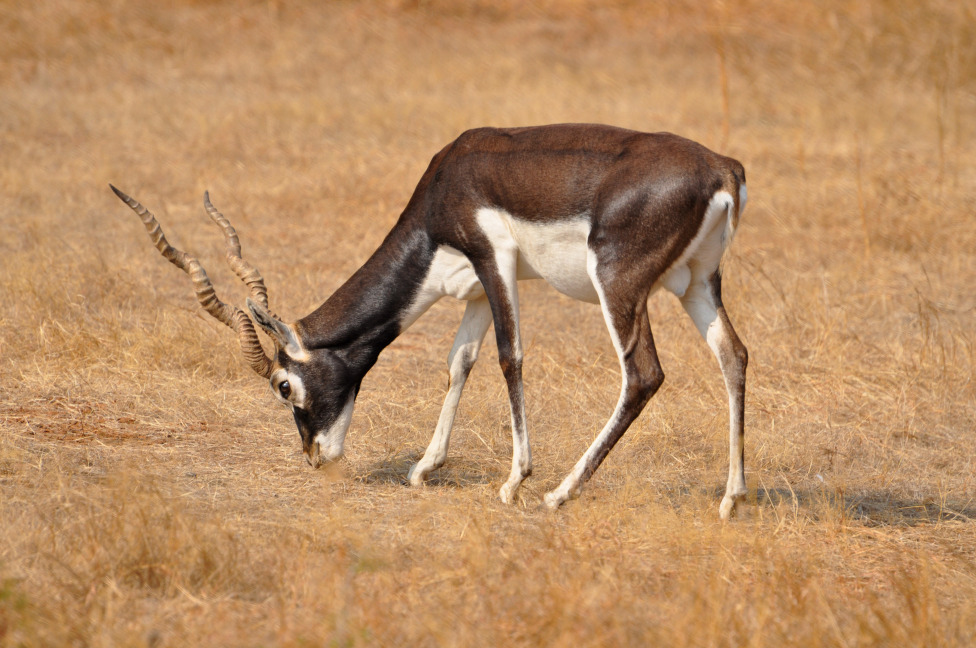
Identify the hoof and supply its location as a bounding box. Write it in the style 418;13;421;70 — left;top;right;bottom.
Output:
719;492;745;521
499;483;516;504
406;463;428;488
543;491;563;510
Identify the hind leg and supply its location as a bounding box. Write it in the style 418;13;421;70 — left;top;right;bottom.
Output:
681;272;748;520
544;250;663;508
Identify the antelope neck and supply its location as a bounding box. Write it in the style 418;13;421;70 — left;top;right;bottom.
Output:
295;216;436;374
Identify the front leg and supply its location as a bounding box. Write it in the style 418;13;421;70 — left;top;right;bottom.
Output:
470;212;532;504
408;297;492;486
496;344;531;504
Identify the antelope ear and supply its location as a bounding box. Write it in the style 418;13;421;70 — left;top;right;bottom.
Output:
247;298;306;360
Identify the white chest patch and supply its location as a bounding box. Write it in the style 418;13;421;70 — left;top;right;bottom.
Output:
400;246;484;330
476;208;599;303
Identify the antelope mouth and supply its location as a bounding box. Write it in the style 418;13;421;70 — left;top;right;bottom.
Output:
304;446;322;468
304;432;347;468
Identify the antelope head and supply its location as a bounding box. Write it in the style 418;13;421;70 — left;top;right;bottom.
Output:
246;299;358;468
111;186;353;467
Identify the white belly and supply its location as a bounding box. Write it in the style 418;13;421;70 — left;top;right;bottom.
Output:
507;216;599;303
476;208;599;303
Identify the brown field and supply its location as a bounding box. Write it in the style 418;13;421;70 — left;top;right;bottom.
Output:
2;0;975;645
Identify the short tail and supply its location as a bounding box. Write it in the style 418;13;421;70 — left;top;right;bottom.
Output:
722;163;747;255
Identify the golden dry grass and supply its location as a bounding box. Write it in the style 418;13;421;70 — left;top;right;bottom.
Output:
2;0;975;645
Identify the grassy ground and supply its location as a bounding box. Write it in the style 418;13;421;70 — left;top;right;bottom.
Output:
2;0;975;645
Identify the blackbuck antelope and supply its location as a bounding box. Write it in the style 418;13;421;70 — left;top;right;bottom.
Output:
112;123;749;518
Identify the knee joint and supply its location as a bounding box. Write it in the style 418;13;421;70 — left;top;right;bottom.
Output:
498;351;523;379
629;366;664;401
449;346;477;377
735;342;748;370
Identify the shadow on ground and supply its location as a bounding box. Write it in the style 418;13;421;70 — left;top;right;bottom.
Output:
357;451;496;488
753;486;975;527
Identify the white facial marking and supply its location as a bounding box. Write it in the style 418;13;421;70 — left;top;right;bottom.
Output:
271;368;307;408
282;331;310;363
312;391;356;461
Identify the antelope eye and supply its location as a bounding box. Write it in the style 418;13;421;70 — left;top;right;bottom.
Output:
278;380;291;398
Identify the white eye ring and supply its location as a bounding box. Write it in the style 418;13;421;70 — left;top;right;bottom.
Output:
271;371;305;409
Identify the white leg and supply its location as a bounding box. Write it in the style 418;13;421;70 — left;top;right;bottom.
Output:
680;274;748;520
408;297;492;486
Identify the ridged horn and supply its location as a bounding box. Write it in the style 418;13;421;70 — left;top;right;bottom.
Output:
111;184;273;379
203;191;276;318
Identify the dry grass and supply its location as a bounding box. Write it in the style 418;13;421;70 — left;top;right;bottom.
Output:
2;0;976;645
